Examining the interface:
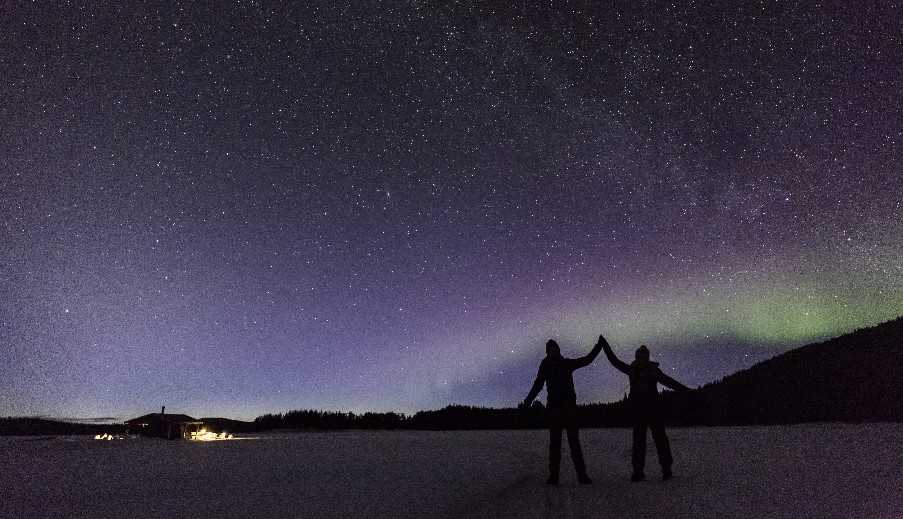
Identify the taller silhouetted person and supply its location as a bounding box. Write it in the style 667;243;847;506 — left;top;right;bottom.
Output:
522;336;606;485
602;341;690;482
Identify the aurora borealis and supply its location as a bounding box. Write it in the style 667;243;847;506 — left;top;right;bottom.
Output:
2;2;902;420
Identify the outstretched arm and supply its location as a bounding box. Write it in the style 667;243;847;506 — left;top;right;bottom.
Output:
658;371;691;392
571;335;607;369
523;362;547;405
601;341;631;375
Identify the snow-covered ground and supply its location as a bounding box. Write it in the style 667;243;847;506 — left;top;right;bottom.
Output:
2;424;901;518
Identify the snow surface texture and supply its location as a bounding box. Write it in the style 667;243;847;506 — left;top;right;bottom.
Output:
2;425;901;518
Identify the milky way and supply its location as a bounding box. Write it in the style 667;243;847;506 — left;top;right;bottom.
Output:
2;2;902;420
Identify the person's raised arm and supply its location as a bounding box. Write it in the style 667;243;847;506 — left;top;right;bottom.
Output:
657;370;691;392
571;335;607;369
523;361;547;406
602;340;631;375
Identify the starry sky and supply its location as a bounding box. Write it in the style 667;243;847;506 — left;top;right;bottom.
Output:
2;1;902;421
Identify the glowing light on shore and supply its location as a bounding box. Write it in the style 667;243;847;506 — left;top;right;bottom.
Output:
93;433;124;440
190;429;234;441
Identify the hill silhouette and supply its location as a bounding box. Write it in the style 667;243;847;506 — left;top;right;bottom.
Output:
253;317;903;430
0;417;126;436
669;315;903;425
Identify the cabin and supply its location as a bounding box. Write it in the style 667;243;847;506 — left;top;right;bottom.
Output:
126;407;206;440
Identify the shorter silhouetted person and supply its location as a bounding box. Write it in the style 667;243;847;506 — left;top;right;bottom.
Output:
602;342;690;482
522;336;606;485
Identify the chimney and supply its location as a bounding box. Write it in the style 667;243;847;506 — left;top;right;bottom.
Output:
161;405;165;415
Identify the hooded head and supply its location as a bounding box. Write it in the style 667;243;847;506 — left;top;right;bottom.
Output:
635;345;650;362
546;340;561;358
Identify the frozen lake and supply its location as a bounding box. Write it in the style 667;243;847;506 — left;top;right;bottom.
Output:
3;425;901;518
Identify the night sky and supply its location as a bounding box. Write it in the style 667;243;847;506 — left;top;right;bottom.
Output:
2;2;902;421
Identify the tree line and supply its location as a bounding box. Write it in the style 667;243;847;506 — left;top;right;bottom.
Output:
252;397;673;431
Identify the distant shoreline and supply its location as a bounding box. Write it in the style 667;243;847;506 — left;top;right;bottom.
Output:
6;316;903;436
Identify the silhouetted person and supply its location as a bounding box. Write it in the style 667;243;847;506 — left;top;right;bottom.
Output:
523;336;606;485
602;342;690;481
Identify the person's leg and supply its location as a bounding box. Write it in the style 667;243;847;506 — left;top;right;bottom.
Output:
565;425;591;482
631;418;647;481
650;413;673;479
549;424;563;484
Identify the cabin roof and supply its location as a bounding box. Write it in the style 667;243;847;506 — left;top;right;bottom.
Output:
126;413;199;424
